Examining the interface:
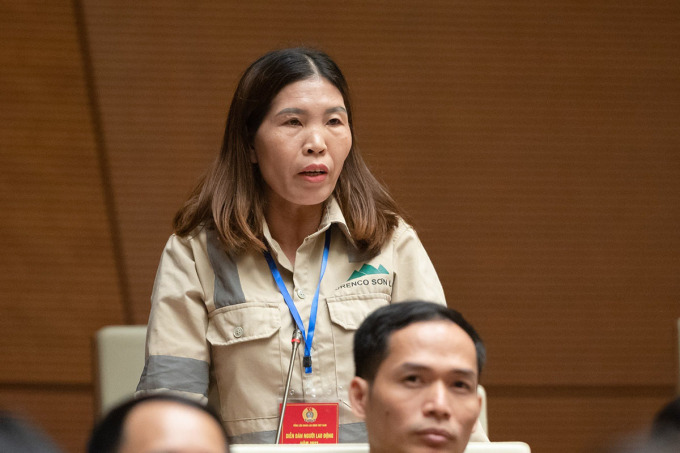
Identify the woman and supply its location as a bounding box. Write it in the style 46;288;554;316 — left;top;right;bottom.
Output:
137;47;447;443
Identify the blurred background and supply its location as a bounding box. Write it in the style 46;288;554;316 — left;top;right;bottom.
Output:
1;1;679;452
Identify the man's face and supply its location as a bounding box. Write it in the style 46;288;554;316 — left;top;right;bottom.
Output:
350;320;481;453
119;400;228;453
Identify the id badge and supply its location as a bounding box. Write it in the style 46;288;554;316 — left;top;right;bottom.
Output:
277;402;339;444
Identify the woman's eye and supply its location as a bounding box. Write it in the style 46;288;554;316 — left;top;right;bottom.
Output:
327;118;343;125
286;118;302;126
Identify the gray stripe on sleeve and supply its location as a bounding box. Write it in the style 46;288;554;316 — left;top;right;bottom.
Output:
136;355;209;396
206;228;246;309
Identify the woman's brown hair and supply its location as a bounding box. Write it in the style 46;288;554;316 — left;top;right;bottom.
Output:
174;47;405;257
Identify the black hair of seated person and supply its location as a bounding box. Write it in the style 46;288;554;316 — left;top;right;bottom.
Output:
87;393;229;453
0;412;63;453
353;300;486;382
650;396;680;442
599;436;679;453
591;397;680;453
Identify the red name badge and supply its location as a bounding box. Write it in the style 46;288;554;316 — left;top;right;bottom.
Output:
278;402;339;444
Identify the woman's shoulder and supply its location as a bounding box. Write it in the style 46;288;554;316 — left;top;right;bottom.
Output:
167;224;210;248
392;216;416;238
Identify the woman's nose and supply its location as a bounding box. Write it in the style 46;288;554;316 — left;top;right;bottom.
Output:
304;128;326;154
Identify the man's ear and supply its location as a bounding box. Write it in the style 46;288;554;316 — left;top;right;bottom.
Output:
471;388;483;434
348;376;369;419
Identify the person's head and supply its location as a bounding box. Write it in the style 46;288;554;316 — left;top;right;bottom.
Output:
0;412;63;453
593;397;680;453
650;396;680;444
349;301;486;453
207;47;355;225
87;393;229;453
597;435;679;453
175;47;402;255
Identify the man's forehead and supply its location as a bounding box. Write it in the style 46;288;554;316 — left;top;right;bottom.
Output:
390;319;472;344
384;320;477;365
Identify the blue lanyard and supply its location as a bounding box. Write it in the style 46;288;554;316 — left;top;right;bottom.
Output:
263;229;331;374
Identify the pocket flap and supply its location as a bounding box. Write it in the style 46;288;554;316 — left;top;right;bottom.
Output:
207;303;280;346
326;293;390;330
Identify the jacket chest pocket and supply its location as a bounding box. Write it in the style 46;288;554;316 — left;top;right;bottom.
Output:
207;303;283;423
326;294;390;407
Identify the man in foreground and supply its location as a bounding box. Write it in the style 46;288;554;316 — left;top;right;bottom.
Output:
349;301;486;453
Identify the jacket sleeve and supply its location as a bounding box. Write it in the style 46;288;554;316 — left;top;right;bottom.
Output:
391;221;446;305
136;233;210;403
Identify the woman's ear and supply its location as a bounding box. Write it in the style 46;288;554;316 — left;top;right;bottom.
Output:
249;145;258;164
348;376;369;419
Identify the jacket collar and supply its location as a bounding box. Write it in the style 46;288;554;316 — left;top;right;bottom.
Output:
262;196;353;251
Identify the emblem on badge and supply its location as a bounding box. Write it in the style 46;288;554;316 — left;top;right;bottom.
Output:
302;407;318;423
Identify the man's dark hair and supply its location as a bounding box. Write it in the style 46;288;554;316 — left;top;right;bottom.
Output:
353;301;486;383
86;393;228;453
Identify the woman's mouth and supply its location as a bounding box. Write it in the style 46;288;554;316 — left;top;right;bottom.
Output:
300;170;326;175
299;170;328;182
299;165;329;181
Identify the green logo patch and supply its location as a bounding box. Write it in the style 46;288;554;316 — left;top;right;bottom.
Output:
347;264;389;281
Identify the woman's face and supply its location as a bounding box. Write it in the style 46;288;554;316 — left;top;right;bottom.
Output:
251;77;352;209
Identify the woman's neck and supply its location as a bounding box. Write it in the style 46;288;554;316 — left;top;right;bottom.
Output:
265;201;324;267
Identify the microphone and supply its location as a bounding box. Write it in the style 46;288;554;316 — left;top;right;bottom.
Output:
276;327;303;444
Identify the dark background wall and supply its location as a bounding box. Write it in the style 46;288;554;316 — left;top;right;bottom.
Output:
1;1;678;452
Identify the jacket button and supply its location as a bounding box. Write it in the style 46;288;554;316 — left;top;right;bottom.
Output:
296;288;306;299
233;326;244;338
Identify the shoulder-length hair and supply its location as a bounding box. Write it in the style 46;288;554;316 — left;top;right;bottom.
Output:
174;47;405;256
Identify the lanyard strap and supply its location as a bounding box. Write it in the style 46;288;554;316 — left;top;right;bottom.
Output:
263;229;331;374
